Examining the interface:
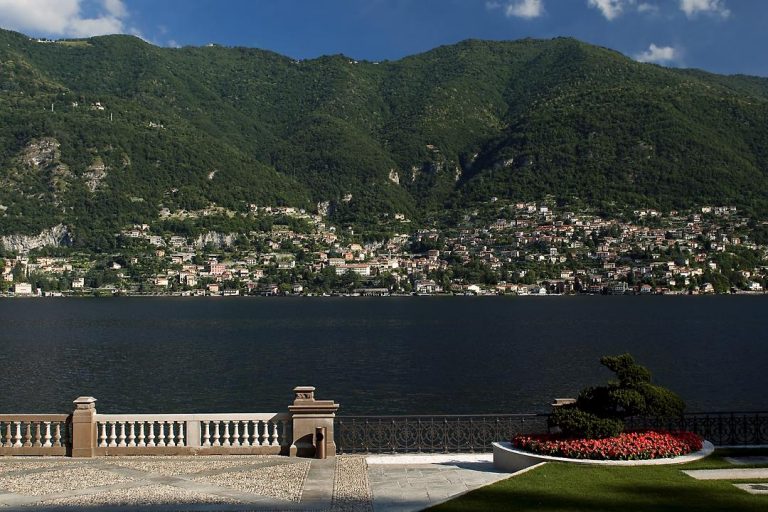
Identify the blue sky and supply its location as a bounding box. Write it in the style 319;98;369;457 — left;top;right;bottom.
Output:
0;0;766;76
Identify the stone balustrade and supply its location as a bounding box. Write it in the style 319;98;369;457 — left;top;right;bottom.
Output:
93;414;290;455
0;387;339;459
0;415;70;456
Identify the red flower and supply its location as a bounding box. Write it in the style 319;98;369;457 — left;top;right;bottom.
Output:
512;430;702;460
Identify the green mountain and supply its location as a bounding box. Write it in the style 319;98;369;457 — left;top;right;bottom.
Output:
1;29;767;248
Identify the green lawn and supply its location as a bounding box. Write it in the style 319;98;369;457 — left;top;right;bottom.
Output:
430;449;768;512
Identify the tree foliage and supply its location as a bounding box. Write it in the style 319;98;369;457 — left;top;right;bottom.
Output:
1;30;768;248
551;354;685;439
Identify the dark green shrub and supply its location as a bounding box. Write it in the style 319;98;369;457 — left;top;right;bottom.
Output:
549;406;624;439
550;353;685;439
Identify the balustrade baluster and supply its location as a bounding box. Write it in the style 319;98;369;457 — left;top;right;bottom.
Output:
232;422;240;447
241;421;251;447
13;422;22;448
108;422;117;447
270;421;279;446
212;422;221;447
33;422;42;447
3;422;11;447
99;422;107;447
157;422;166;447
118;423;127;447
137;423;146;447
257;421;265;446
222;422;231;447
128;423;136;447
147;423;156;447
167;422;176;447
202;421;211;447
54;423;62;447
23;423;33;447
43;422;52;448
177;422;185;447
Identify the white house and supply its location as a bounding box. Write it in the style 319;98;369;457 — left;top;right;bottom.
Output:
14;283;33;295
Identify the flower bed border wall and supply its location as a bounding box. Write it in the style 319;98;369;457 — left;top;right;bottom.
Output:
492;440;714;473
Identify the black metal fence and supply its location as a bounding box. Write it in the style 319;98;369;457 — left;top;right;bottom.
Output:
626;411;768;447
336;411;768;453
335;414;549;454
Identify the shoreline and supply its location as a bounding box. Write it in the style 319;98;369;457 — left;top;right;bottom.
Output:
2;291;767;299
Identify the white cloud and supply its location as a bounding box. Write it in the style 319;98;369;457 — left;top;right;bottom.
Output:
0;0;131;38
634;44;679;64
587;0;634;20
637;3;659;14
103;0;127;18
487;0;544;19
506;0;544;19
679;0;730;18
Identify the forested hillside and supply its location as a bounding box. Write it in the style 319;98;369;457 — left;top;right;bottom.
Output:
1;29;767;248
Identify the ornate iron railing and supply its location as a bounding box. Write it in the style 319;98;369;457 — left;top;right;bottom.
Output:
337;411;768;453
335;414;550;454
626;411;768;446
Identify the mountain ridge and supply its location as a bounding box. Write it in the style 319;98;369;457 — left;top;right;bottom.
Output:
1;28;767;248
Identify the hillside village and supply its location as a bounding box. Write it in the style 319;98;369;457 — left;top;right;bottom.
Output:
2;201;767;297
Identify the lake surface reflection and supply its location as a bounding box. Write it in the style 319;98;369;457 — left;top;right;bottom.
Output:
0;296;765;415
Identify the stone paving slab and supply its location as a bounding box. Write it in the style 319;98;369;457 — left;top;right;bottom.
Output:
367;454;512;512
725;456;768;466
733;483;768;495
366;454;492;465
684;468;768;480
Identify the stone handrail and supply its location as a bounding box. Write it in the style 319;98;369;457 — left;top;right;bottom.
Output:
0;414;70;456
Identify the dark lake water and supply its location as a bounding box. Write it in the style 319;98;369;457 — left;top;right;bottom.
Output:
0;297;766;416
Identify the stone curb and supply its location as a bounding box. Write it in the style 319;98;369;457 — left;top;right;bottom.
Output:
493;440;714;472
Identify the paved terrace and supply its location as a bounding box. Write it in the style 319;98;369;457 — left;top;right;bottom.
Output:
0;453;509;511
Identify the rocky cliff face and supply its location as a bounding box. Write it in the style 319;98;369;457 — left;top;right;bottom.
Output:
2;137;73;198
82;157;108;192
193;232;238;249
0;224;72;253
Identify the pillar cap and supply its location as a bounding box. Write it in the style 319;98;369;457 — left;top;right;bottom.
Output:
73;396;97;409
293;386;316;400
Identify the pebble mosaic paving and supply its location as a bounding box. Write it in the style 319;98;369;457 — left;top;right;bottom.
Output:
0;452;549;511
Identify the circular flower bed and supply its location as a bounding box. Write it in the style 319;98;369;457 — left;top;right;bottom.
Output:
512;431;703;461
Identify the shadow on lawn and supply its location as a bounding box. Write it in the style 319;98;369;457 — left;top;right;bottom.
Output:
433;480;765;512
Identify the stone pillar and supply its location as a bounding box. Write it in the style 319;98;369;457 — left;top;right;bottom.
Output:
288;386;339;458
185;420;201;448
71;396;97;458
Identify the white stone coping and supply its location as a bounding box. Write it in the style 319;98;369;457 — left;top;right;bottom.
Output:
733;483;768;495
683;468;768;480
493;440;714;467
94;413;289;422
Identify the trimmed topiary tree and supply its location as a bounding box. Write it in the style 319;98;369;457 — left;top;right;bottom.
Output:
550;353;685;439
